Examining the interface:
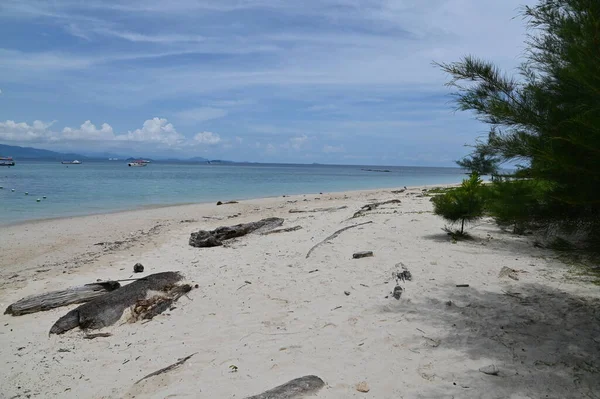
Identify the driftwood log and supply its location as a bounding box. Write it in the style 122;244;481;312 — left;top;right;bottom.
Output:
50;272;183;335
306;221;373;258
4;281;121;316
189;217;284;248
245;375;325;399
352;199;401;218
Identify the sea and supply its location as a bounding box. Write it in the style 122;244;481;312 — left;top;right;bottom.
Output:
0;161;466;225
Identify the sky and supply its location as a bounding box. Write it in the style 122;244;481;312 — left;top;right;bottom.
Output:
0;0;535;165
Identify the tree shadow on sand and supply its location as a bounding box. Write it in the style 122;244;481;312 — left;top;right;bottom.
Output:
395;283;600;398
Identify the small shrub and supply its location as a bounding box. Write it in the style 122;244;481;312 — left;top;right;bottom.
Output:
432;173;485;235
485;178;550;234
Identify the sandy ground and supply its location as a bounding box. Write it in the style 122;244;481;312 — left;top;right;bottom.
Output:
1;185;599;399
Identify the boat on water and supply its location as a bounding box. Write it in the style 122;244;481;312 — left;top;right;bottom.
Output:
0;156;15;166
61;160;82;164
128;159;149;167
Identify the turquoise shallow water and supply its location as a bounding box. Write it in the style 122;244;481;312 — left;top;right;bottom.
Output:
0;161;465;225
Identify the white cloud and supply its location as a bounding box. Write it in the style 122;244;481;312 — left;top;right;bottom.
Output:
288;135;308;150
0;120;55;141
193;131;221;145
323;144;345;153
121;118;184;146
307;104;338;112
175;107;228;123
0;117;193;149
0;88;2;94
265;143;276;154
62;120;115;141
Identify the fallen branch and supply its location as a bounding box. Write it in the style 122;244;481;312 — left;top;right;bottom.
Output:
261;225;302;235
135;353;197;384
84;332;112;339
352;199;401;218
289;206;347;214
189;217;284;247
306;221;373;258
50;272;184;335
5;281;121;316
245;375;325;399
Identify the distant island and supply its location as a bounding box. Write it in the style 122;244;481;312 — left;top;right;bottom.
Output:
0;144;226;164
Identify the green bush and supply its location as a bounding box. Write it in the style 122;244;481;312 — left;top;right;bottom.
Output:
432;174;485;235
485;178;550;234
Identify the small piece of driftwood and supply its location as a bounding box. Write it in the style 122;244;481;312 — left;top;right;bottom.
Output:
189;218;284;248
135;353;197;384
353;251;373;259
4;281;121;316
217;201;239;206
261;225;303;235
84;332;112;339
289;206;347;214
245;375;325;399
306;221;373;258
352;199;401;218
50;272;183;335
456;284;470;288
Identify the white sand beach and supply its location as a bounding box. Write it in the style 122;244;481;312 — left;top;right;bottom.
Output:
1;185;599;399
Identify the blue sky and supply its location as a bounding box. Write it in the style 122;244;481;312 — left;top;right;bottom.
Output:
0;0;534;165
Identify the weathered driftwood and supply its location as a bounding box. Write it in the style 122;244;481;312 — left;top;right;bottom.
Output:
50;272;183;335
352;199;401;218
216;200;239;206
84;332;112;339
306;221;373;258
289;206;347;214
261;225;303;235
353;251;373;259
4;281;121;316
135;353;197;384
245;375;325;399
129;284;192;322
189;217;284;248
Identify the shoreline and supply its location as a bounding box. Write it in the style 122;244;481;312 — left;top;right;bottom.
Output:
2;182;598;398
1;181;460;228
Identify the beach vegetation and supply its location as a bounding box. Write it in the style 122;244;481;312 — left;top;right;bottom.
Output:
437;0;600;249
432;173;485;236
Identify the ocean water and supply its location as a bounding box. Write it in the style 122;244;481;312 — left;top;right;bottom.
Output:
0;161;466;225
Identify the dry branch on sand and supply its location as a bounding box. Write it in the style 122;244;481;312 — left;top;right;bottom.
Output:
352;199;401;218
245;375;325;399
135;353;197;384
289;206;347;213
50;272;186;335
306;221;373;258
261;225;303;235
189;218;284;247
5;281;121;316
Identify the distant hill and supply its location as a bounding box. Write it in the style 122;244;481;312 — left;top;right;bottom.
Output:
187;156;209;163
0;144;88;160
0;143;229;163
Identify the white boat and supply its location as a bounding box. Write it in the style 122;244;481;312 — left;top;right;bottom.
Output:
61;160;82;164
0;156;15;166
128;159;148;167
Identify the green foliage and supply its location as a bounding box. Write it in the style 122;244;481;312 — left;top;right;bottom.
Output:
456;145;501;176
436;0;600;246
485;178;551;234
432;174;485;235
